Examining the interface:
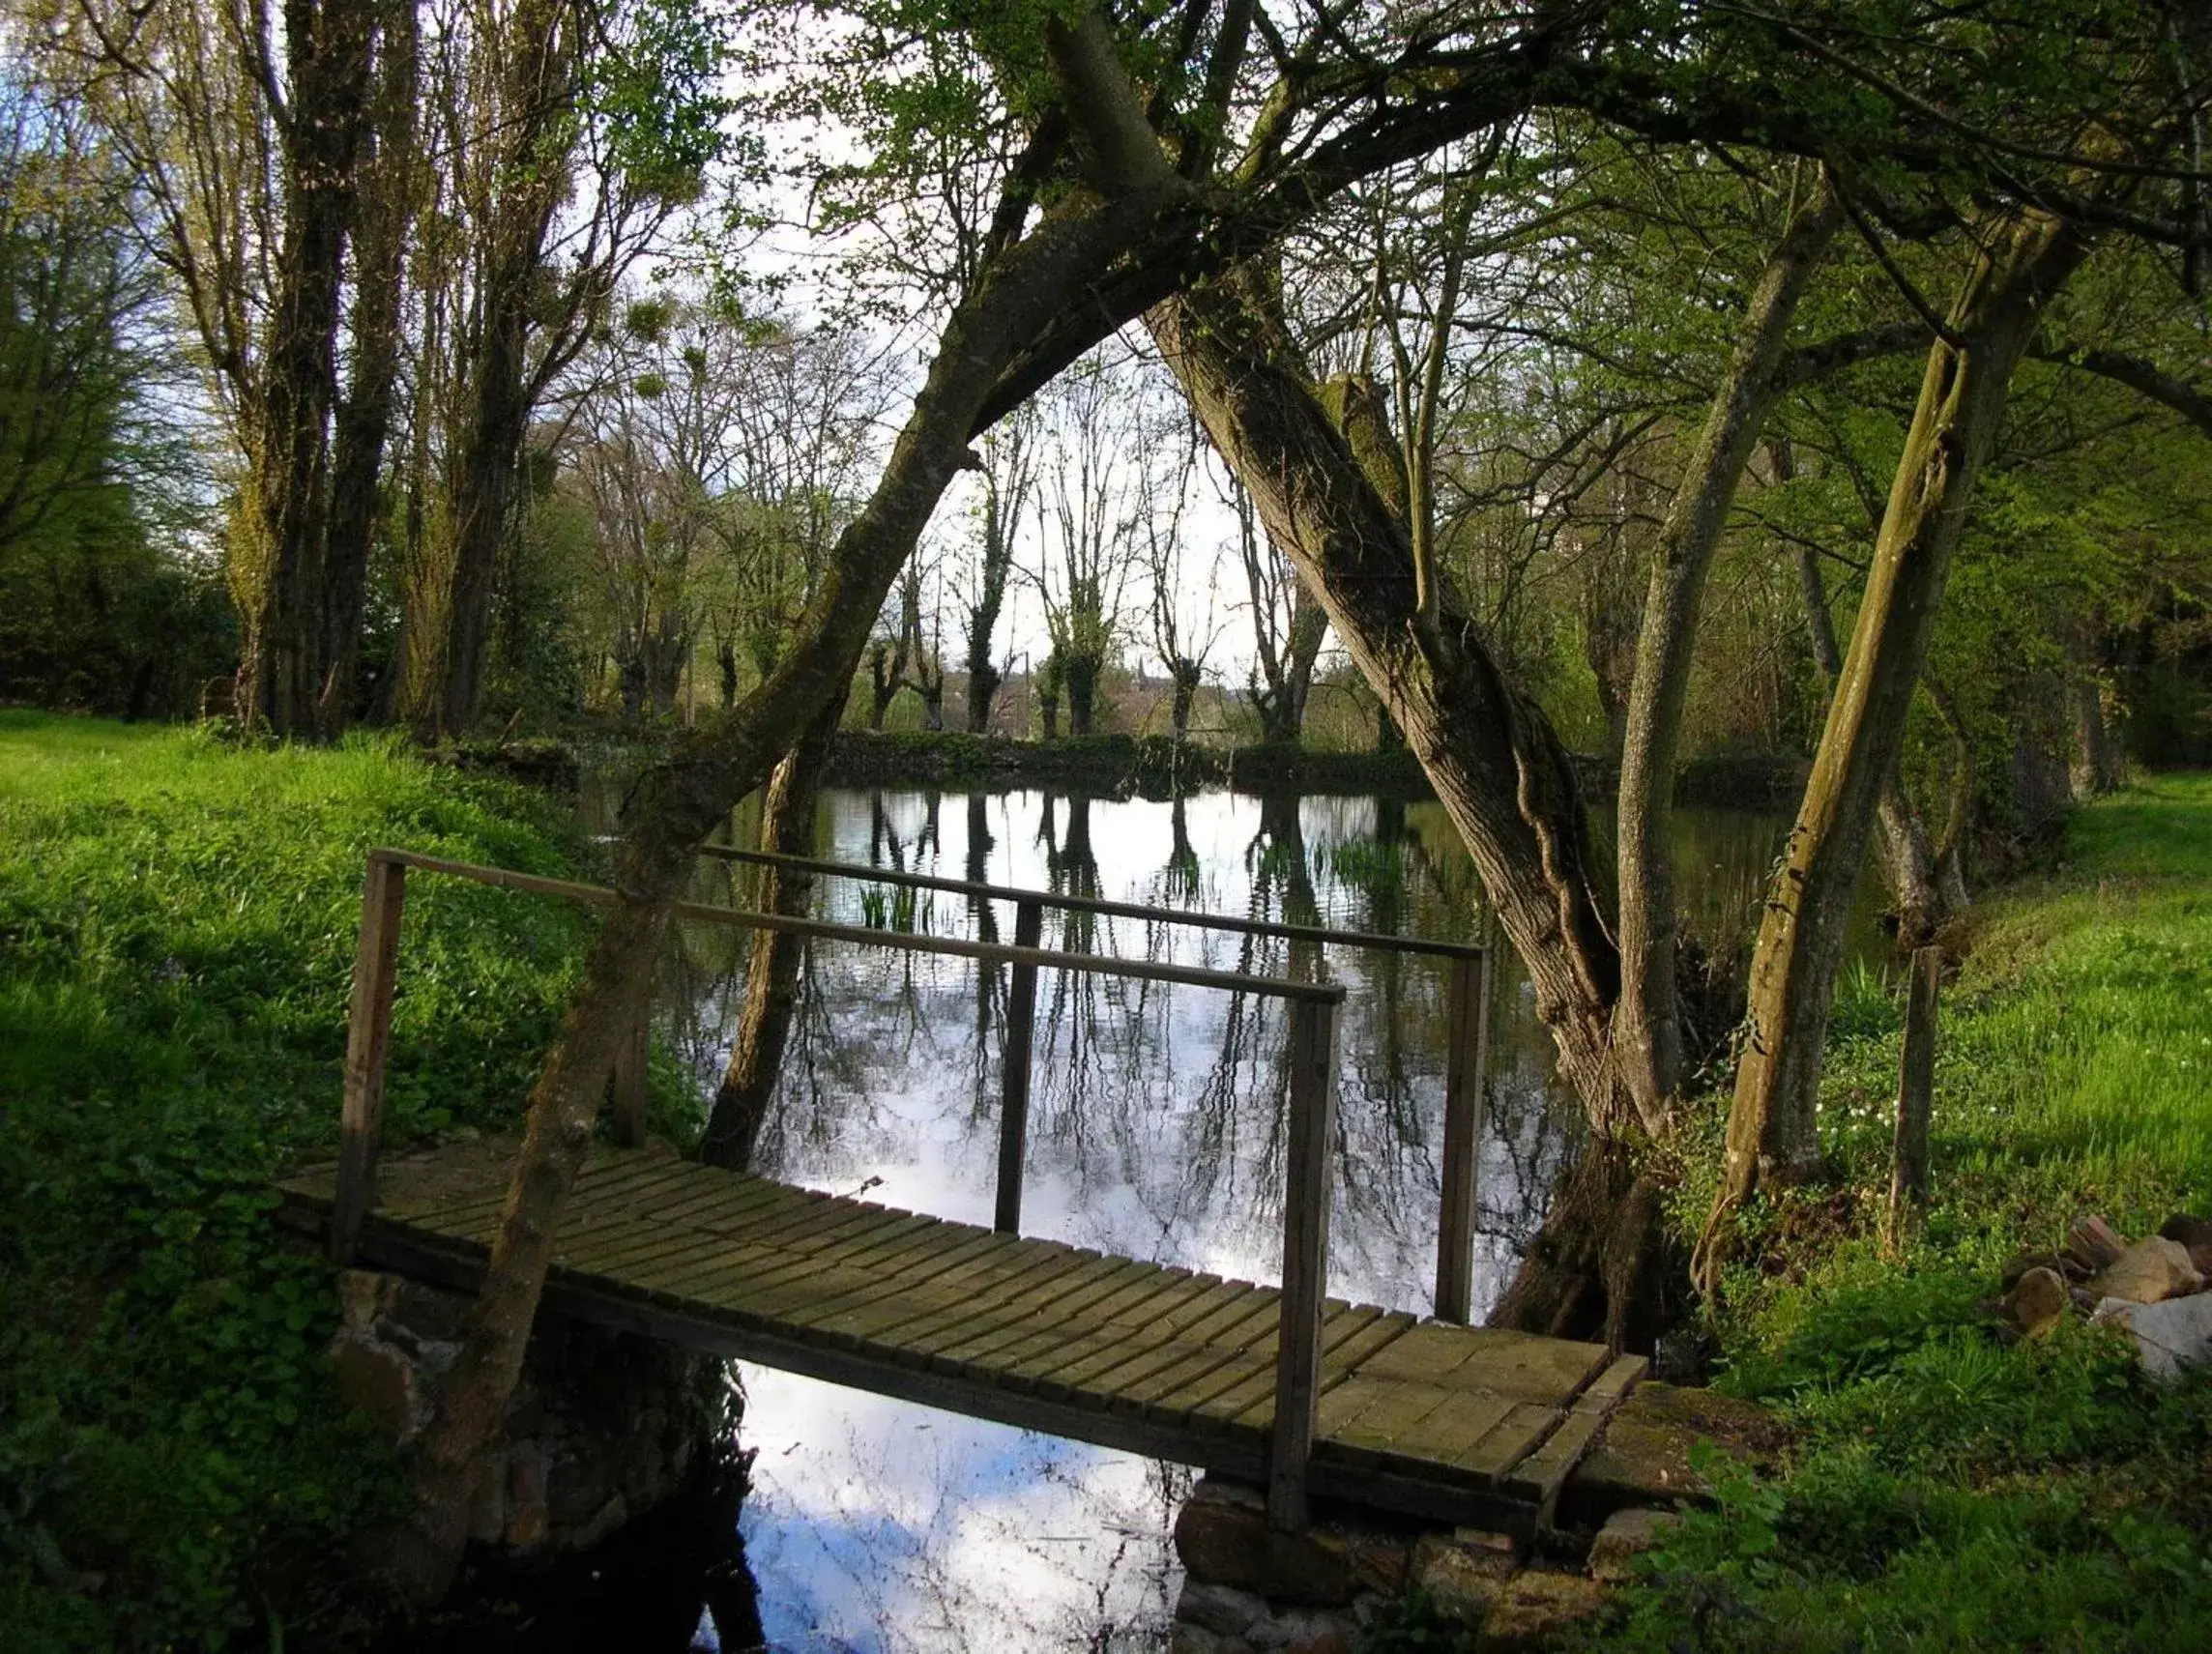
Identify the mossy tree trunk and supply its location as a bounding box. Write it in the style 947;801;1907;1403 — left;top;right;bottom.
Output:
1614;174;1840;1121
233;0;375;737
315;0;417;738
699;695;842;1170
1696;211;2089;1284
402;189;1198;1598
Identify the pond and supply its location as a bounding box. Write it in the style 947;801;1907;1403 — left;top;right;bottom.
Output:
626;784;1829;1652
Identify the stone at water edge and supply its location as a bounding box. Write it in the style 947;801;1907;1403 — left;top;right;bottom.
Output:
2004;1266;2074;1338
1179;1581;1268;1639
1471;1571;1609;1653
2092;1292;2212;1384
2086;1237;2203;1305
1587;1507;1681;1583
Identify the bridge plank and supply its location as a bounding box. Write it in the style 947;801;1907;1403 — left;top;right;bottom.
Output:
1013;1274;1225;1398
1029;1274;1238;1397
799;1234;1075;1349
281;1143;1644;1535
830;1243;1103;1356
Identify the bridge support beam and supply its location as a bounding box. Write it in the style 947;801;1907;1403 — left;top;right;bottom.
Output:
1269;994;1341;1530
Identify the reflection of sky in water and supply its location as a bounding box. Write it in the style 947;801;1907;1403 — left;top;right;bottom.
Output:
655;787;1799;1652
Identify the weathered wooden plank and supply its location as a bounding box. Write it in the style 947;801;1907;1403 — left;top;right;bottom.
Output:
943;1260;1169;1379
678;1200;934;1290
1033;1274;1240;1395
1572;1354;1647;1415
1374;1385;1516;1484
1224;1307;1396;1430
733;1225;1028;1332
849;1250;1122;1374
795;1234;1072;1348
427;1163;695;1256
415;1151;693;1239
1501;1406;1602;1517
928;1256;1163;1374
1013;1274;1222;1398
1103;1290;1281;1415
1316;1312;1418;1385
997;1262;1205;1382
640;1222;1008;1335
619;1208;946;1305
1454;1401;1564;1482
1317;1378;1459;1462
811;1236;1099;1349
540;1171;780;1265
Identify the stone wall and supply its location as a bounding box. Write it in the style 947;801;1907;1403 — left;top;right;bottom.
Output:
330;1268;729;1560
1168;1385;1787;1652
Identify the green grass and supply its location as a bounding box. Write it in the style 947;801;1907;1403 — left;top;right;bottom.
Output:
1598;773;2212;1651
0;712;609;1650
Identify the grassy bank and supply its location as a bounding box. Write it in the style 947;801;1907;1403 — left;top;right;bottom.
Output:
0;712;604;1650
1604;774;2212;1649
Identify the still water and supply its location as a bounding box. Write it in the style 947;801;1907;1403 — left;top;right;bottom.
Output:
640;786;1805;1652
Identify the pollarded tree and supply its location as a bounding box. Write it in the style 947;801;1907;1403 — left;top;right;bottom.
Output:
393;0;725;740
44;0;400;735
1223;468;1325;743
1033;349;1145;736
961;408;1035;733
1139;413;1219;742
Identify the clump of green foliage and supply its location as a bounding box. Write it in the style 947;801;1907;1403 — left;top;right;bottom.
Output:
0;712;604;1650
1601;774;2212;1650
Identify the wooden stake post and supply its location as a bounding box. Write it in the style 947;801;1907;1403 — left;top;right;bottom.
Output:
995;899;1044;1234
1434;945;1495;1324
1269;995;1342;1531
1887;945;1941;1245
332;853;407;1262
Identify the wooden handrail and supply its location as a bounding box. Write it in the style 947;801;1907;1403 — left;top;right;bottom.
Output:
328;840;1499;1534
376;848;1346;1003
698;844;1488;962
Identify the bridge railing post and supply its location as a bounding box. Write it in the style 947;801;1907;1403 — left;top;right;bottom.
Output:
995;898;1043;1234
1434;944;1495;1324
1269;993;1340;1531
332;852;407;1263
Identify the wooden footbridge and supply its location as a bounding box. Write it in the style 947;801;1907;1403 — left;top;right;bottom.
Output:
290;842;1646;1538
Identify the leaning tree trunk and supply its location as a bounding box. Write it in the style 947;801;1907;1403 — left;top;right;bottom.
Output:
1790;499;1954;947
1614;176;1840;1120
1696;211;2089;1284
1149;279;1638;1130
1150;273;1665;1346
700;697;842;1170
397;174;1193;1599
